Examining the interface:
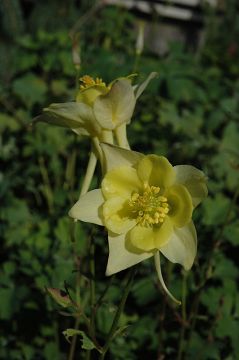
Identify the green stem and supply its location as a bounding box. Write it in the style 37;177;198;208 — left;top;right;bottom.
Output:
99;267;137;360
68;222;81;360
132;53;140;74
177;271;187;360
80;150;97;197
92;136;103;170
38;156;54;214
89;235;96;337
68;317;80;360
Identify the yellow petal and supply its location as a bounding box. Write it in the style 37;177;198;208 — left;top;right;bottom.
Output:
106;232;154;275
128;218;173;252
128;225;155;251
154;217;174;248
137;155;175;188
93;79;136;130
166;184;193;227
76;86;108;106
101;166;141;199
103;196;136;234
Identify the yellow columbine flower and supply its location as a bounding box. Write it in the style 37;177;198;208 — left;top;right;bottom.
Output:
69;144;208;303
34;73;157;141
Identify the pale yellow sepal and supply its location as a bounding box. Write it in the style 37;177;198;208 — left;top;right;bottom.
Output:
94;79;136;130
160;221;197;270
106;232;154;276
100;143;143;172
68;189;104;226
37;102;101;137
174;165;208;207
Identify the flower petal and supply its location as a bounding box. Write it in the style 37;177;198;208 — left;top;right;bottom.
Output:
68;189;104;225
101;143;143;172
103;196;136;234
137;155;175;188
128;225;155;251
129;218;173;252
154;218;174;248
160;221;197;270
38;102;101;136
94;79;136;130
135;72;158;99
166;184;193;227
101;166;141;199
106;232;154;275
76;85;108;106
174;165;208;207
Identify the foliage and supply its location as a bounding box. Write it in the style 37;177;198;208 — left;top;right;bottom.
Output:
1;0;239;359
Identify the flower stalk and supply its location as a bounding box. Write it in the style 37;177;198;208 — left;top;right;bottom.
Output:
99;267;137;360
80;150;97;197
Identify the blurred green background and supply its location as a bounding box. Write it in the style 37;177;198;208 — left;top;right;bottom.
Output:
1;0;239;359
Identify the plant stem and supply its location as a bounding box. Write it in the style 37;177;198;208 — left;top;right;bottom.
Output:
38;156;54;214
80;150;97;197
68;222;81;360
99;267;137;360
90;235;96;337
68;317;81;360
177;271;187;360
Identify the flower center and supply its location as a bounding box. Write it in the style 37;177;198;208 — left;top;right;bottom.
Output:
79;75;106;90
129;183;169;226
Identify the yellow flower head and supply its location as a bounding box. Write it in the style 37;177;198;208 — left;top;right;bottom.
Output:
36;73;157;141
69;144;207;303
101;154;194;253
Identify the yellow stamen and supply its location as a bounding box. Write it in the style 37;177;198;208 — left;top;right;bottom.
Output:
129;184;170;226
79;75;106;90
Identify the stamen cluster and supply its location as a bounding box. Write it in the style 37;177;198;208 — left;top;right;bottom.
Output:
129;183;169;226
79;75;106;90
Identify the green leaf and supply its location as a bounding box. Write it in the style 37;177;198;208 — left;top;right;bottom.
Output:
12;73;47;107
224;221;239;246
62;329;96;350
46;288;73;308
202;194;231;226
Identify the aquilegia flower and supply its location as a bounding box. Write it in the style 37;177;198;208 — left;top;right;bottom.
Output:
34;73;157;144
69;144;207;302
